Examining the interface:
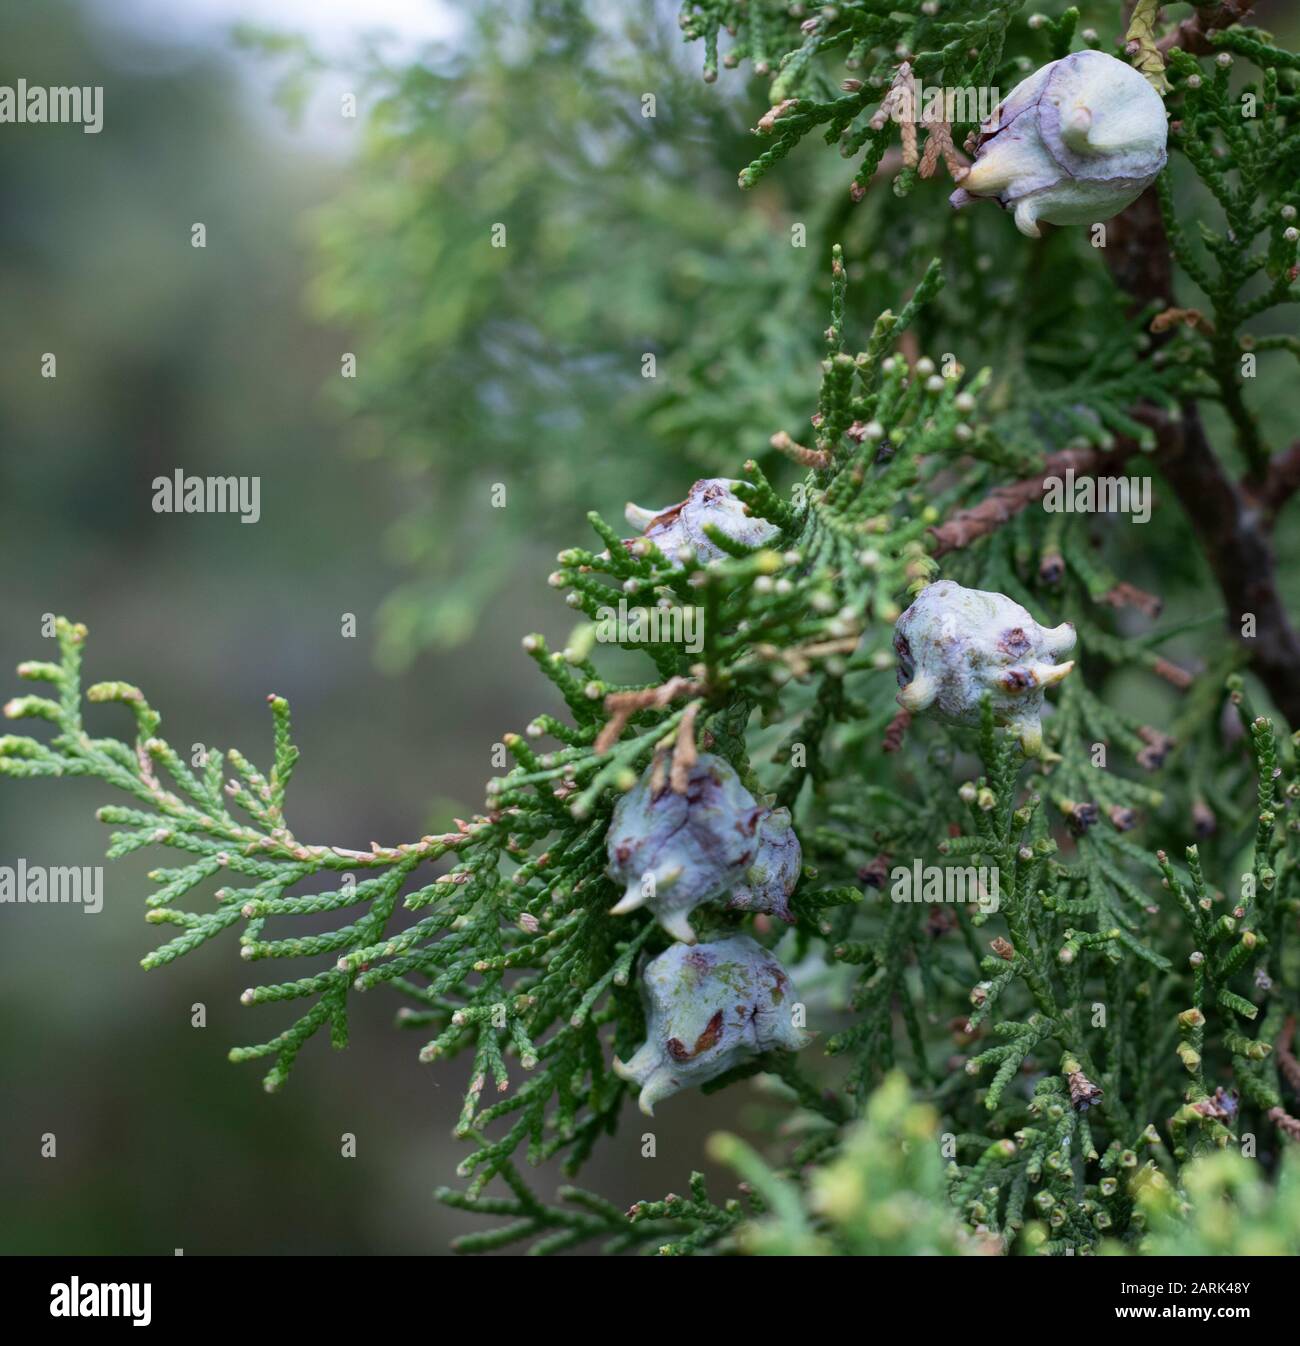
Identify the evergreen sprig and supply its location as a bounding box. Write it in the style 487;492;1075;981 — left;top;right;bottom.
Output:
8;222;1296;1251
1156;34;1300;481
13;5;1300;1248
0;255;970;1242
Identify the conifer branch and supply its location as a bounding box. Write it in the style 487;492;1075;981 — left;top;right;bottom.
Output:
10;3;1300;1247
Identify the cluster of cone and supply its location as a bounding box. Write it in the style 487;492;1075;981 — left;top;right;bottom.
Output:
606;754;800;943
605;479;808;1115
605;755;809;1114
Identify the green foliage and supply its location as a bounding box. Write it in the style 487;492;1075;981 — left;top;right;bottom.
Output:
7;236;1298;1251
713;1071;983;1255
681;0;1029;191
298;0;818;663
1156;37;1300;478
1125;1145;1300;1256
299;3;1300;664
1;254;948;1199
5;0;1300;1257
0;620;464;1093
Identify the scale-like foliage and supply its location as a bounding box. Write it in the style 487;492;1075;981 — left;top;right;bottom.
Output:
5;2;1300;1255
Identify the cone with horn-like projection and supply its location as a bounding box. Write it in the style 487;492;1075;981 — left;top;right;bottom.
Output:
949;49;1168;240
624;477;779;568
606;753;798;943
613;936;811;1114
893;579;1075;757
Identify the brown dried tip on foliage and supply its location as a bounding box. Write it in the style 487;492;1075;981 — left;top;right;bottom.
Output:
1107;805;1138;832
1192;799;1218;839
949;1015;979;1046
926;906;956;939
1150;306;1216;337
669;701;701;794
769;429;831;469
857;854;890;889
918;121;970;183
648;748;672;797
1103;580;1163;619
1191;1087;1239;1123
1067;1067;1104;1112
1038;550;1065;585
595;675;701;755
1063;799;1100;836
1137;725;1176;769
868;63;919;168
990;936;1015;962
965;1229;1006;1257
1150;656;1194;690
882;706;911;753
754;98;799;134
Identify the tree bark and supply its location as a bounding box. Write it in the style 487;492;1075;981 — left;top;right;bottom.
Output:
1104;191;1300;726
1145;405;1300;725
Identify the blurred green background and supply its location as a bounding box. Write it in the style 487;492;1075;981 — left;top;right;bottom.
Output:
2;0;1297;1254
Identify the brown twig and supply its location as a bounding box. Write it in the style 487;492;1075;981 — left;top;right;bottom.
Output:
1157;1;1254;54
1268;1106;1300;1142
1256;440;1300;520
1097;189;1300;726
1103;581;1164;619
1147;402;1300;726
928;445;1135;555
